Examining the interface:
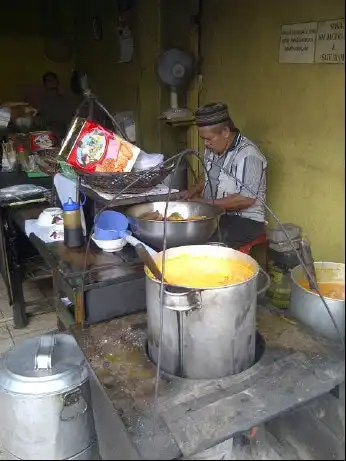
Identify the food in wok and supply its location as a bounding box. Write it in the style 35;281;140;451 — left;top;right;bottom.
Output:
139;210;208;221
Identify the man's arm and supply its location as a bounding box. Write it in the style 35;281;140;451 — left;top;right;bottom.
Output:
197;194;255;210
178;150;211;200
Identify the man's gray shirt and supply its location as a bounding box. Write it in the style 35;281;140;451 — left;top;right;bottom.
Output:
203;133;267;222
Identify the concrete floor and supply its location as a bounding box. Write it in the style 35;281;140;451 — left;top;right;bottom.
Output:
0;276;57;354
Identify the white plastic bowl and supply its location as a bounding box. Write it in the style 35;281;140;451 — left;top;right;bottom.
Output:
91;235;127;253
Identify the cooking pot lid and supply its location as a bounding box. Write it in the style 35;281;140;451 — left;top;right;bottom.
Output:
0;333;88;395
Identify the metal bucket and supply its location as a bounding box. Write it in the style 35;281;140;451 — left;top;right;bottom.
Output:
146;245;260;379
0;333;99;460
289;262;345;341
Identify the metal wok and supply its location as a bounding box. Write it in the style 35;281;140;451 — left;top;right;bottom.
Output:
125;201;221;250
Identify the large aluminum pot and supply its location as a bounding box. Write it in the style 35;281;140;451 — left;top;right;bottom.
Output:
0;333;99;460
289;262;345;341
146;245;260;379
126;201;221;250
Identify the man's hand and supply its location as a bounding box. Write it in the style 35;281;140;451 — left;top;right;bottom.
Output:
178;189;198;200
178;178;205;200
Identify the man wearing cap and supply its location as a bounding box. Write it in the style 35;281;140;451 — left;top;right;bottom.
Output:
182;102;267;249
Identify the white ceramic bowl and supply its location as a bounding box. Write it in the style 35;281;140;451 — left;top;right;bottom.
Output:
91;235;127;253
37;207;63;227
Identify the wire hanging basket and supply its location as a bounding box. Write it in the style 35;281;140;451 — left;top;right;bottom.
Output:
60;91;175;193
74;161;175;194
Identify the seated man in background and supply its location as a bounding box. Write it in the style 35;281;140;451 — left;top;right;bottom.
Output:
0;101;37;123
26;71;78;141
182;102;267;249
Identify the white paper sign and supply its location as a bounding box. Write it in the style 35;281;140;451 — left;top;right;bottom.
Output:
315;18;345;64
117;25;134;63
279;22;317;63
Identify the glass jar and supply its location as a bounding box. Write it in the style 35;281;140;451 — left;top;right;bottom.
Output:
266;224;301;309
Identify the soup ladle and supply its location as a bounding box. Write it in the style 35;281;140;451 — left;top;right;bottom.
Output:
135;244;168;283
299;238;318;290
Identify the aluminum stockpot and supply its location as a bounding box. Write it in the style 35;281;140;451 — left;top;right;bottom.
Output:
126;201;221;250
146;245;260;379
0;333;99;460
289;262;345;341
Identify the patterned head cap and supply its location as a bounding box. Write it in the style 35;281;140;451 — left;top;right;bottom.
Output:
195;102;236;129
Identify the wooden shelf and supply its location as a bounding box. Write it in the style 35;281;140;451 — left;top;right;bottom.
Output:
161;117;195;128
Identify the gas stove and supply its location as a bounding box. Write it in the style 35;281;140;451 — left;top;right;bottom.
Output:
74;304;344;460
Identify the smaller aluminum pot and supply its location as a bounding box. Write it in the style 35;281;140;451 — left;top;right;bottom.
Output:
289;262;345;341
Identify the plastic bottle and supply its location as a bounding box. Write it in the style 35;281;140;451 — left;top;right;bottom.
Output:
16;144;29;171
63;197;85;248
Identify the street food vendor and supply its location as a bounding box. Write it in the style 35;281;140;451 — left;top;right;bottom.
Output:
182;102;267;249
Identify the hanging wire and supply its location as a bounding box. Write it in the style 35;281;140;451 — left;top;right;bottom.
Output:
157;150;344;349
72;143;344;439
152;150;217;431
79;150;216;327
150;148;344;437
74;89;130;141
77;146;343;349
216;158;345;350
71;132;344;418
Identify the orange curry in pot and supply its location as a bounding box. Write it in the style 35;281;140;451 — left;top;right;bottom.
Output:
299;280;345;301
146;254;255;288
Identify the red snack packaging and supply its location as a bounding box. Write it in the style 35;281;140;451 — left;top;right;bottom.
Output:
58;118;140;173
30;131;55;151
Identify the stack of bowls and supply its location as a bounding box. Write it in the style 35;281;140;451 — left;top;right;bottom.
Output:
92;211;129;252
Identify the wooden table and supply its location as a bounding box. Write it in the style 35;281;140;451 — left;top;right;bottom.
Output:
10;187;181;328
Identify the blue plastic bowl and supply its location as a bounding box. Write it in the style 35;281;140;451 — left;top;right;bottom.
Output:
94;211;129;240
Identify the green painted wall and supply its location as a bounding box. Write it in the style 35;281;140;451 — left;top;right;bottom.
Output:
200;0;345;262
74;0;163;152
73;0;196;156
0;1;73;102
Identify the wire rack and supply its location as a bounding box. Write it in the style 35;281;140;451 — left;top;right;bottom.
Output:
74;163;175;194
